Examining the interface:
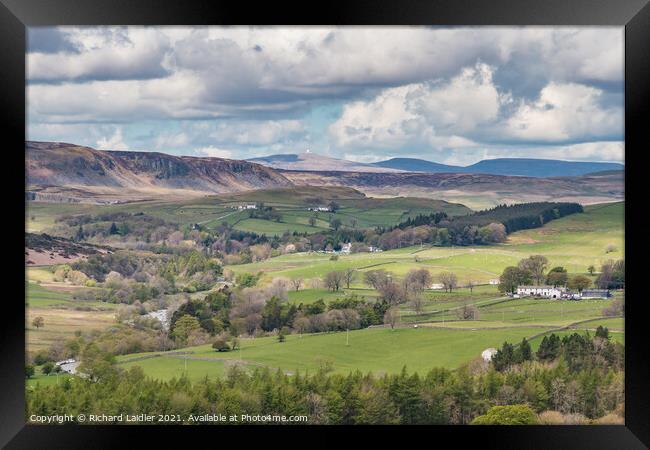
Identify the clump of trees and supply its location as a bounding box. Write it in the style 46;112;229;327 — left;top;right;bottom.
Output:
546;267;568;286
493;329;623;374
248;203;282;222
595;260;624;289
438;272;458;293
498;255;551;293
568;275;591;292
324;271;346;291
450;202;583;234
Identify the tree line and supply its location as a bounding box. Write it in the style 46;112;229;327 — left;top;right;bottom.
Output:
26;329;623;425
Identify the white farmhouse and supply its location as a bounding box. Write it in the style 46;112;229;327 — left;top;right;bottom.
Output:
517;285;566;298
430;283;445;290
489;279;500;285
340;242;352;254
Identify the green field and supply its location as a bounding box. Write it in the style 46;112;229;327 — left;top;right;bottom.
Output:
231;202;624;285
27;185;472;237
119;356;232;382
287;288;353;305
26;366;73;388
118;326;548;378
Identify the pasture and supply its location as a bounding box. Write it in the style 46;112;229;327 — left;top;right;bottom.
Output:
118;326;547;378
230;202;624;286
26;185;472;237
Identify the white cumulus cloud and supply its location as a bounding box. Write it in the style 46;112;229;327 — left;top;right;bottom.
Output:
96;127;128;150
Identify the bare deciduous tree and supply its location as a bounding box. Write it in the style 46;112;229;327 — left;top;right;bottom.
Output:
404;268;432;294
324;271;346;291
384;307;401;329
410;294;425;316
293;315;311;336
456;302;479;320
438;272;458;293
364;269;391;290
378;282;408;306
290;278;303;291
343;268;357;289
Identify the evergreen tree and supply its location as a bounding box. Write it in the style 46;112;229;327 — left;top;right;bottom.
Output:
517;338;532;363
595;326;610;340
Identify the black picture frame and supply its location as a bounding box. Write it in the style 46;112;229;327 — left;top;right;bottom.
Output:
3;0;648;448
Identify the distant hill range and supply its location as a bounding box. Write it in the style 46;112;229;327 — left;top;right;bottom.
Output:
372;157;624;177
26;141;624;208
248;152;401;173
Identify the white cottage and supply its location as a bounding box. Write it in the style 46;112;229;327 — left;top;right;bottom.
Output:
517;285;566;298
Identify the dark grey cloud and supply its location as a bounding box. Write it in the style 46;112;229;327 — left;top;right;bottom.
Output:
28;28;79;54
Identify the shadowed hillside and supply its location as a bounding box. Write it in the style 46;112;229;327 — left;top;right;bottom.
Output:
26;141;293;202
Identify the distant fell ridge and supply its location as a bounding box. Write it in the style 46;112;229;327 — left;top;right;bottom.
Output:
248;152;402;173
373;157;623;177
372;158;462;173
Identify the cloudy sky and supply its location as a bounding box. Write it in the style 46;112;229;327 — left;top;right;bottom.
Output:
27;26;624;165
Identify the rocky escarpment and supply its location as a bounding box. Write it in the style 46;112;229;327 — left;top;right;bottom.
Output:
26;141;294;195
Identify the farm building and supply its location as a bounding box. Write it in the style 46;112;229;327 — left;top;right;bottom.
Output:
581;289;611;299
56;358;79;374
517;285;566;298
340;242;352;254
430;283;445;290
489;279;500;285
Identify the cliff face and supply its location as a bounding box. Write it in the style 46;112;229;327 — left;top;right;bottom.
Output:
26;141;294;194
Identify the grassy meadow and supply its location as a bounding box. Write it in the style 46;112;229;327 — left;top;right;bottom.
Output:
117;326;545;378
26;282;118;355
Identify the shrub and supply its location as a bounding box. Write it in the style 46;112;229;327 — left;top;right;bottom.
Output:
602;299;624;317
471;404;537;425
212;335;231;352
592;413;624;425
537;410;565;425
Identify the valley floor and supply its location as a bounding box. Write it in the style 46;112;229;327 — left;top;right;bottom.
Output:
25;201;624;384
